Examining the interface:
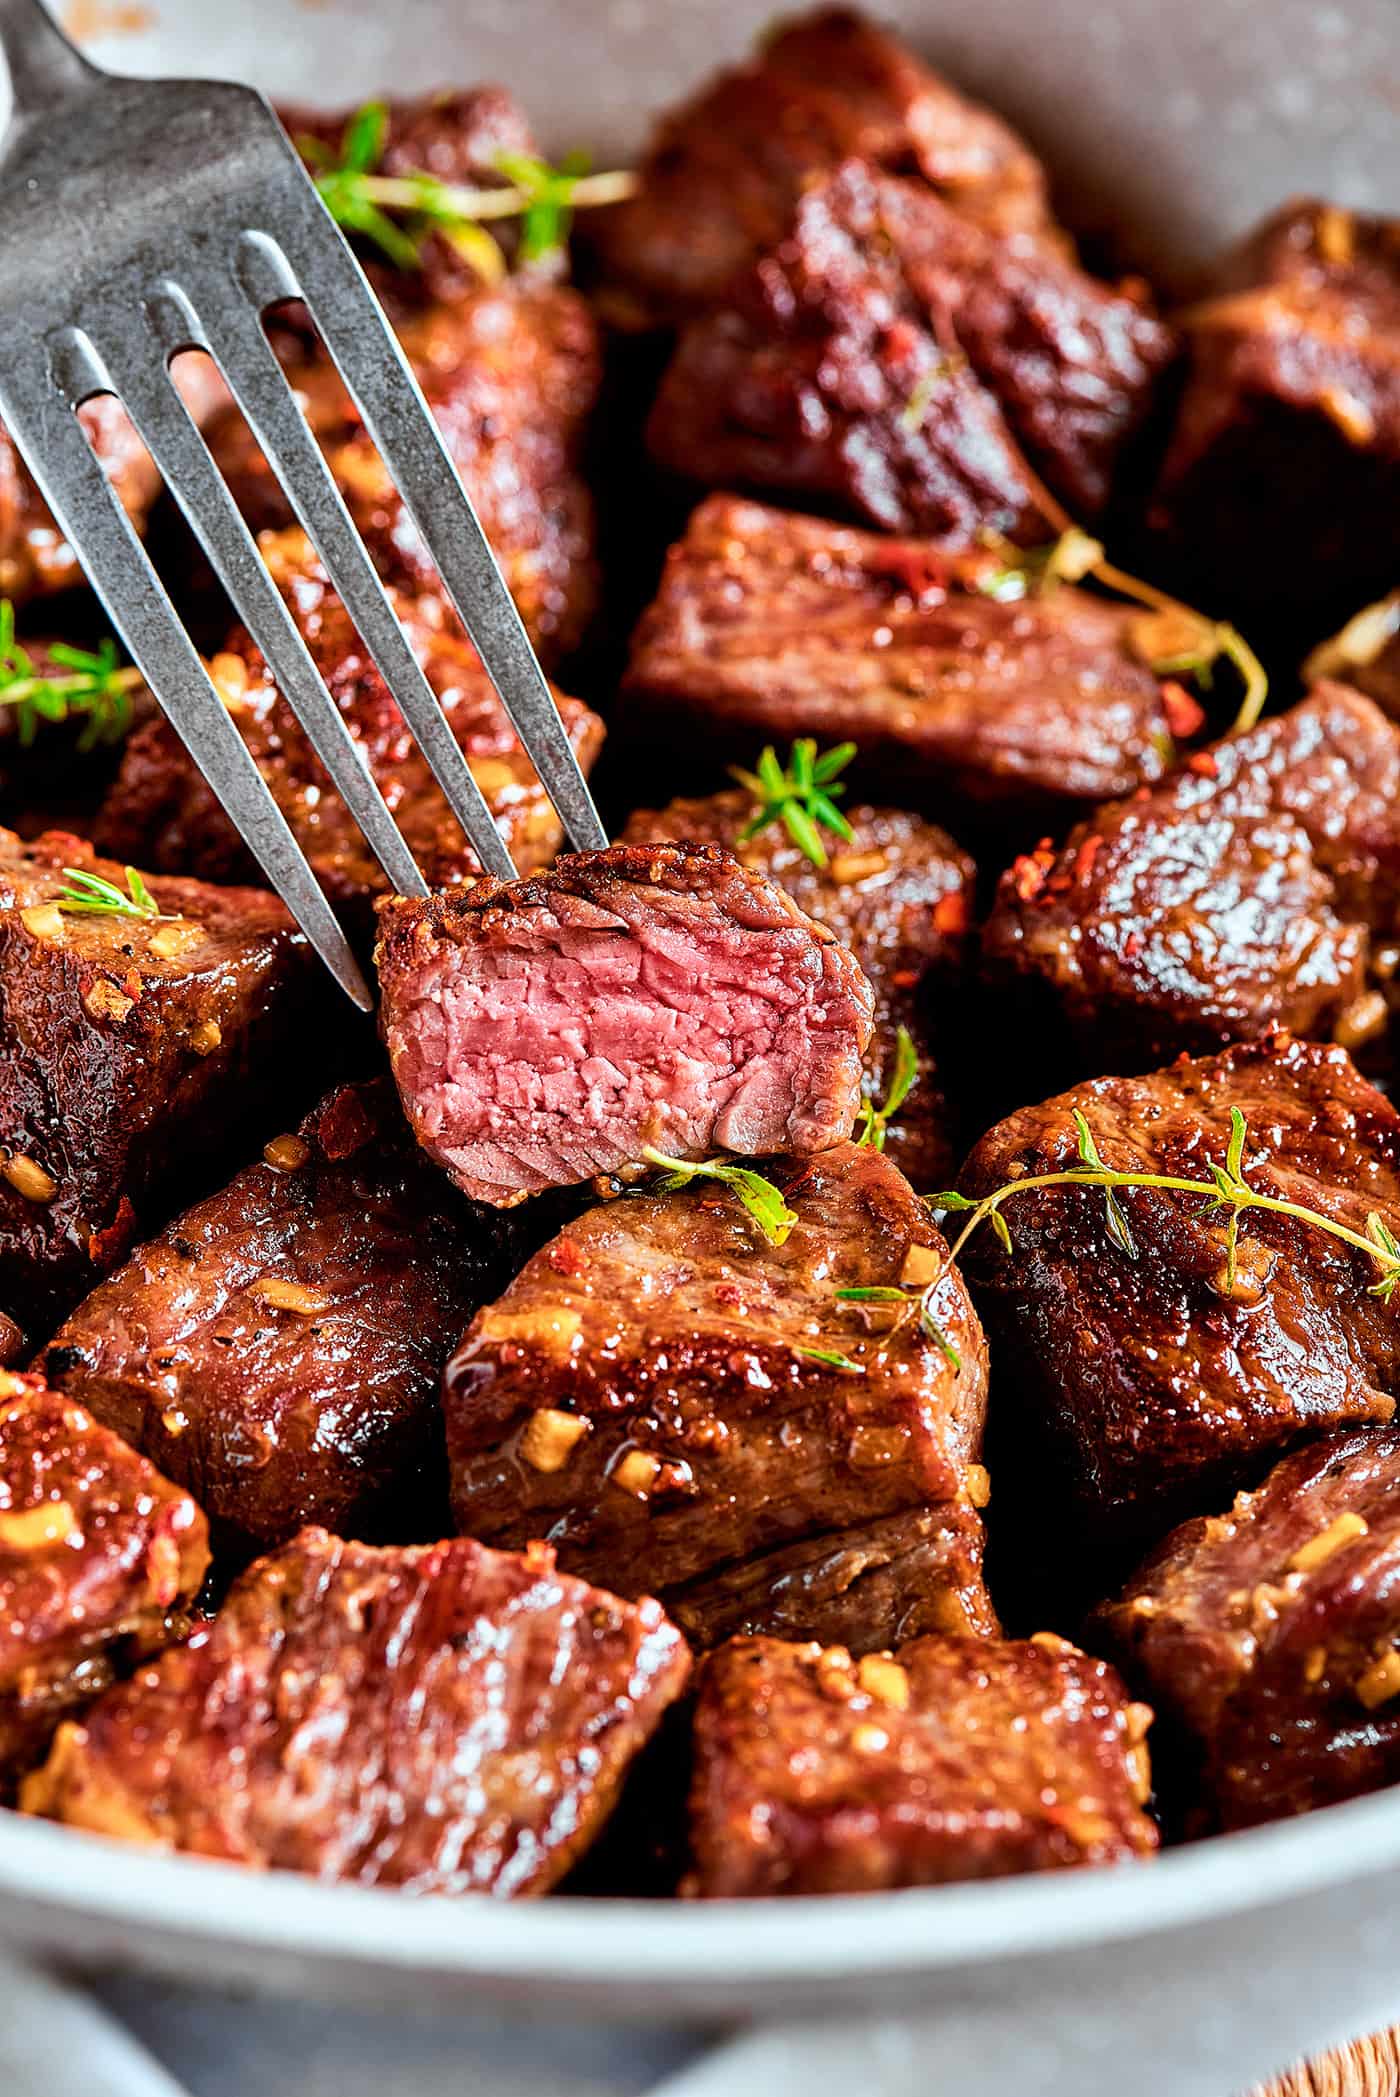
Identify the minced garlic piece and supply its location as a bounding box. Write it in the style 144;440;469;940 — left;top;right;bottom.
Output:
963;1463;991;1509
856;1655;910;1710
147;919;203;962
263;1134;310;1172
2;1155;55;1202
20;903;64;942
84;980;134;1025
519;1408;589;1474
611;1449;660;1497
0;1500;75;1549
828;850;888;885
898;1243;941;1290
1357;1649;1400;1711
1288;1512;1369;1573
478;1306;582;1357
247;1278;331;1316
189;1020;222;1056
850;1723;889;1755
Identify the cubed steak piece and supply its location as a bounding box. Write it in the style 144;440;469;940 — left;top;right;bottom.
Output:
0;828;329;1340
648;161;1172;533
685;1631;1156;1896
41;1082;541;1555
1150;201;1400;649
982;684;1400;1074
622;786;973;1186
667;1503;996;1654
98;531;604;924
377;841;875;1204
959;1035;1400;1542
0;1371;207;1791
23;1528;691;1896
621;497;1184;824
1098;1428;1400;1830
444;1140;989;1648
207;286;600;667
591;5;1059;328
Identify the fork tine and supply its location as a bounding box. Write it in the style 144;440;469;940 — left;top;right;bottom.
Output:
255;208;610;855
0;345;373;1010
155;270;517;885
92;305;432;903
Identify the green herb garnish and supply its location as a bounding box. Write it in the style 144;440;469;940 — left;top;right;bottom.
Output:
55;864;168;922
730;739;856;869
930;1105;1400;1307
641;1147;798;1247
855;1026;918;1151
298;103;637;277
0;602;140;750
795;1344;865;1373
833;1281;963;1371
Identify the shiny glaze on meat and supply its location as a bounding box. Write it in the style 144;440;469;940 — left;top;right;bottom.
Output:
24;1527;690;1896
685;1630;1156;1895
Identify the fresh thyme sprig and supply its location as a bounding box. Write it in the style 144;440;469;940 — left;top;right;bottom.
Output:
730;739;857;868
298;102;637;278
641;1147;798;1247
0;602;140;750
1303;590;1400;687
55;865;169;922
932;1105;1400;1306
855;1026;918;1151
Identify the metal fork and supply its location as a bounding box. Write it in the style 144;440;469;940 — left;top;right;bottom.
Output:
0;1;607;1008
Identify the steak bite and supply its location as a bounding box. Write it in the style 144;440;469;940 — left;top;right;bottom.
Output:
982;684;1400;1074
1098;1428;1400;1830
23;1527;691;1897
648;161;1172;533
0;828;328;1340
376;841;875;1204
98;532;604;921
443;1140;988;1645
208;287;600;667
41;1081;539;1555
591;5;1059;328
0;1371;208;1790
622;787;973;1186
684;1631;1156;1897
1150;201;1400;649
621;496;1183;822
958;1035;1400;1541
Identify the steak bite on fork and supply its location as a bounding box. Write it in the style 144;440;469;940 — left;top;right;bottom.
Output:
375;841;876;1205
443;1139;989;1647
24;1527;691;1897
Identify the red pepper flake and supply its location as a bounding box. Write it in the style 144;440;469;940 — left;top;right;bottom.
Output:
1074;834;1104;884
1123;931;1144;959
1133;786;1152;803
1187;750;1219;777
1010;842;1055;903
931;890;969;936
890;968;920;989
86;1195;137;1268
1160;680;1205;739
547;1236;584;1278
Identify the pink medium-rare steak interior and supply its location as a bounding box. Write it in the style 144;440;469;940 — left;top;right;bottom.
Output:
376;842;876;1204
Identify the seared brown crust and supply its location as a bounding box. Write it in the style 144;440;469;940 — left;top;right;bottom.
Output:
592;6;1059;327
958;1035;1400;1537
1098;1427;1400;1829
97;532;604;920
648;161;1172;531
621;789;973;1185
444;1140;988;1625
0;827;329;1339
665;1503;997;1653
1151;201;1400;645
41;1081;542;1555
621;495;1179;821
208;288;601;667
23;1527;691;1896
982;684;1400;1072
0;1372;208;1788
684;1631;1157;1896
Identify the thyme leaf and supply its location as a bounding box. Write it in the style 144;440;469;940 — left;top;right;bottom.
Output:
56;865;170;922
731;738;857;868
855;1025;919;1151
0;602;140;750
795;1344;866;1373
299;104;637;277
641;1146;798;1247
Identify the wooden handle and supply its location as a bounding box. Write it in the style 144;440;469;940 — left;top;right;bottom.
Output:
1251;2027;1400;2097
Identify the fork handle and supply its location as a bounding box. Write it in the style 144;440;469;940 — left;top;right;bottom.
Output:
0;0;98;124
